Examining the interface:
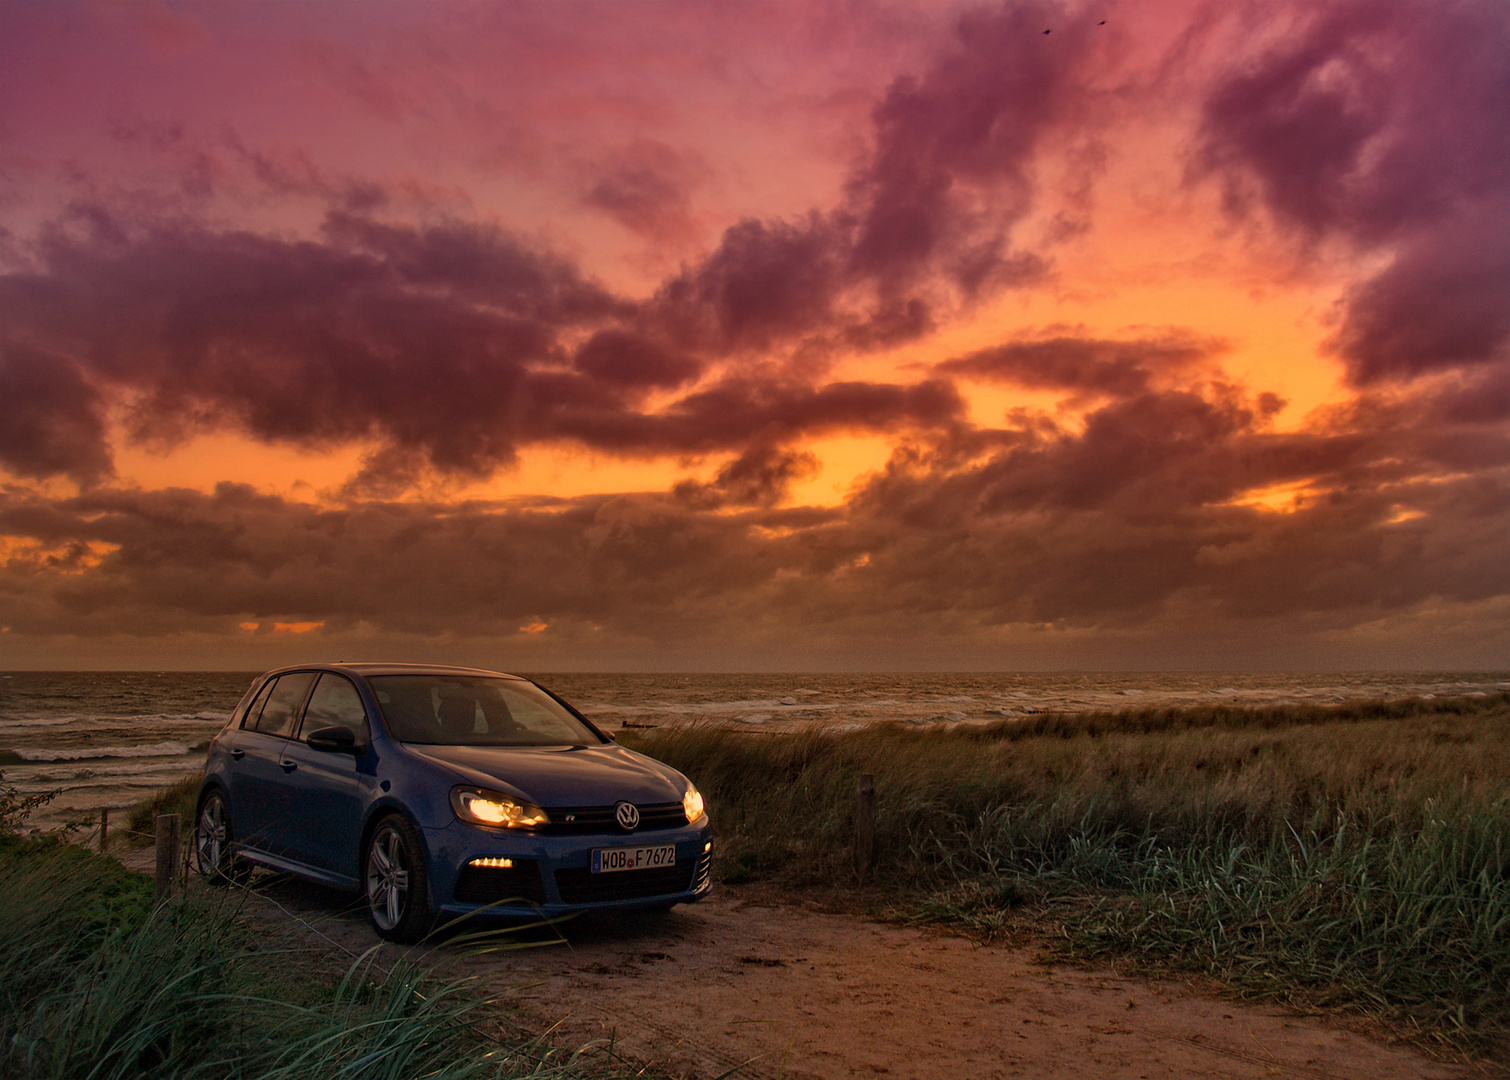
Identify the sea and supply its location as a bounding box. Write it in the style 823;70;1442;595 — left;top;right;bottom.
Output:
3;670;1508;832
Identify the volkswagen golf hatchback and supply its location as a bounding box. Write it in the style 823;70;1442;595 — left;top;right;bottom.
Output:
195;663;712;940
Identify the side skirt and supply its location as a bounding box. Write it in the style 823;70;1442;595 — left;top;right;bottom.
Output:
236;846;361;892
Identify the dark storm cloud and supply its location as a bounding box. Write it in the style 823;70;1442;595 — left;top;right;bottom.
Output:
651;0;1100;356
1329;210;1510;383
845;1;1097;294
2;212;600;476
319;213;624;318
2;0;1113;485
3;375;1505;643
650;377;964;449
0;358;1501;655
937;334;1224;398
673;443;820;509
0;345;113;484
0;483;803;638
582;139;703;242
1198;0;1510;384
0;209;965;481
832;383;1510;627
573;330;703;389
653;214;851;354
540;376;965;456
0;361;1495;640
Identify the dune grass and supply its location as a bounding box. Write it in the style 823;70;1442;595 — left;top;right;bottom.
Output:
621;692;1510;1050
124;773;203;846
0;834;659;1080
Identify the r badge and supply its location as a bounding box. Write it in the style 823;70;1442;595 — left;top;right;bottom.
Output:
614;801;640;830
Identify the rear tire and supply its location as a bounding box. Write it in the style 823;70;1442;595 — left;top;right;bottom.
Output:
194;789;252;886
365;815;434;942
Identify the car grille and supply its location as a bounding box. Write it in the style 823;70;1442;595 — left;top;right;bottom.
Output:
693;848;713;892
542;801;686;834
553;858;696;903
453;859;547;905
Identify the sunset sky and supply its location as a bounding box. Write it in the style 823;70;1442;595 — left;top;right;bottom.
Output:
2;0;1508;671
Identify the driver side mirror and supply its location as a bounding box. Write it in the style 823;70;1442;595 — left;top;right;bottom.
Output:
306;725;359;753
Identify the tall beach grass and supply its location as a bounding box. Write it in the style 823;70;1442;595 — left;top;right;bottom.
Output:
0;834;657;1079
622;692;1510;1048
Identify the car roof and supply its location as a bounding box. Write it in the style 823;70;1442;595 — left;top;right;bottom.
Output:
260;662;527;680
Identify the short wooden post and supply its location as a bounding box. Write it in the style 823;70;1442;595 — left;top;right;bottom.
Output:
98;807;109;854
854;773;875;885
154;813;181;902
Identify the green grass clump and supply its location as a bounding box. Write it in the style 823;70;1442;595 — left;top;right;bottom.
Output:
124;773;203;846
1061;805;1510;1040
623;692;1510;1047
0;836;659;1079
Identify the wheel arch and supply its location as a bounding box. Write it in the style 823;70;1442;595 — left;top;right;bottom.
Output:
195;778;229;816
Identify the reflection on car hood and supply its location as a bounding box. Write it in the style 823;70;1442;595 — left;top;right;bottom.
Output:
407;743;685;807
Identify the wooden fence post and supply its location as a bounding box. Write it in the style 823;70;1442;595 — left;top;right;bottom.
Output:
154;813;181;902
98;807;109;854
854;773;875;885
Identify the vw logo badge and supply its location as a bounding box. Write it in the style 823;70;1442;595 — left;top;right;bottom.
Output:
614;801;640;831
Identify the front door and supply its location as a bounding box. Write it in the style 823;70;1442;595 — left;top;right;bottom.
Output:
276;673;370;879
230;671;317;859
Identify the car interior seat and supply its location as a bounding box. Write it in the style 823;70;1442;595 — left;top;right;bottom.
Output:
436;690;478;739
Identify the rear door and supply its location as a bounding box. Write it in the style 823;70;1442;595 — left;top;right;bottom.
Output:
276;673;370;878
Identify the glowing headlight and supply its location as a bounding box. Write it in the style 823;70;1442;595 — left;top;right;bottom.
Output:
682;783;706;824
450;787;549;829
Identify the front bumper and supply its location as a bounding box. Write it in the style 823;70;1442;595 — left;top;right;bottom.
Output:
425;816;714;917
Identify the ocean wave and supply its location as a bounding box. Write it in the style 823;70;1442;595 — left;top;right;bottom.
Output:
19;759;202;783
0;716;99;730
8;771;199;795
0;713;225;732
11;741;193;762
586;698;843;715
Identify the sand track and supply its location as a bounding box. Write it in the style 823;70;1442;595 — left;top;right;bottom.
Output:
170;859;1484;1080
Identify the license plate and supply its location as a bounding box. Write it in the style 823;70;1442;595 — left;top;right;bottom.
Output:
591;844;676;873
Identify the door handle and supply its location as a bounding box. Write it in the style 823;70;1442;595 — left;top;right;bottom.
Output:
280;761;297;773
230;749;245;760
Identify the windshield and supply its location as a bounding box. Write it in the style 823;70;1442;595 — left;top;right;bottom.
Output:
369;675;601;747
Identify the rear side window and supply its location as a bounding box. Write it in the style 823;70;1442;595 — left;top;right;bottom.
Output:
250;672;318;738
239;679;277;730
300;673;369;743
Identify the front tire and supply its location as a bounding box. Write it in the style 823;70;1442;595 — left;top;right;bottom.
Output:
195;789;252;886
365;815;433;943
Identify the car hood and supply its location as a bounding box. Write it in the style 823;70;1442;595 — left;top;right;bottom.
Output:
407;743;687;807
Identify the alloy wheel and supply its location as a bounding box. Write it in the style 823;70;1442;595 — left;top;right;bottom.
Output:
196;793;228;876
367;825;411;931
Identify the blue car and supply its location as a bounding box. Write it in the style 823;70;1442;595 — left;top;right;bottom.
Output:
194;663;712;941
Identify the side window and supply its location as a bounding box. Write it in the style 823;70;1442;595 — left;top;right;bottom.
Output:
300;674;369;743
250;672;318;738
239;679;277;730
